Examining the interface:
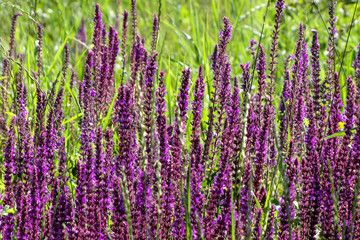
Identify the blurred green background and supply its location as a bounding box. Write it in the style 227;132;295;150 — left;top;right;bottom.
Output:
0;0;359;121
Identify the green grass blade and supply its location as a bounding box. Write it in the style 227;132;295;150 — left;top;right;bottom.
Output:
43;28;73;82
102;90;118;131
62;112;83;125
324;127;357;140
64;77;82;112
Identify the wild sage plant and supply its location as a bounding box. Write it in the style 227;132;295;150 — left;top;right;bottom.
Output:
1;1;360;239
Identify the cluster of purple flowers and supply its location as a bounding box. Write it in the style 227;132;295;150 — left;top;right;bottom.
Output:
1;0;360;239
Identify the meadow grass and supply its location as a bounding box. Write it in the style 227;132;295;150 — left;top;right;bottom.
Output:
1;0;359;119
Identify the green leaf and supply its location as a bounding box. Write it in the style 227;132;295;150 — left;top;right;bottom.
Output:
7;208;15;214
231;195;236;240
272;198;280;206
261;177;274;227
43;28;73;82
325;131;345;140
102;90;118;131
74;48;89;69
65;134;72;143
324;127;356;140
0;205;15;216
251;191;261;210
5;112;16;117
303;118;309;127
64;76;81;112
62;112;83;125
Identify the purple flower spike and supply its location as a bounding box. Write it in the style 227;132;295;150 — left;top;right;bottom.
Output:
268;0;285;85
143;53;158;179
256;45;267;101
265;204;276;239
115;84;138;216
93;4;103;55
353;48;360;226
51;186;73;239
239;161;252;238
120;10;129;82
323;1;337;104
210;62;232;164
171;116;186;238
253;104;270;198
231;76;243;200
203;17;233;167
2;214;15;240
354;43;360;90
16;181;31;239
76;18;87;45
156;71;174;239
1;118;16;240
210;44;218;70
253;208;263;240
177;68;191;127
131;0;138;42
190;66;206;238
213;17;233;88
248;39;257;59
0;58;10;119
63;42;70;79
93;127;108;239
107;26;120;103
219;17;233;55
310;30;321;114
240;62;251;92
266;0;285;167
337;77;356;231
300;95;320;239
156;71;168;160
112;176;129;238
9;13;23;58
151;14;159;53
36;23;44;81
279;141;297;240
2;119;16;206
